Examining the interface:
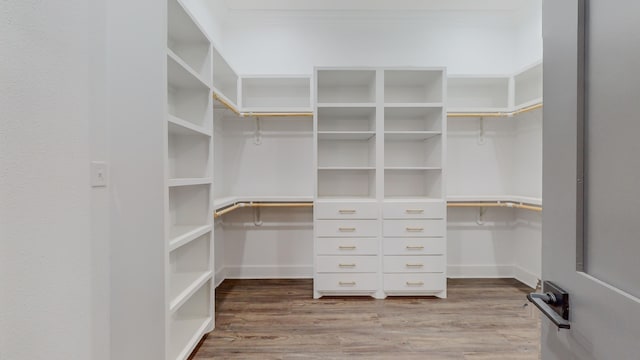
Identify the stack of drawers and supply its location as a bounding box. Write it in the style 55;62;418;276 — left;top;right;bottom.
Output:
314;201;380;298
382;201;447;298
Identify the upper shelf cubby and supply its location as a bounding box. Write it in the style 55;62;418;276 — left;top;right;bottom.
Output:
514;62;543;108
317;70;376;104
317;107;376;132
167;0;211;82
384;70;444;104
241;76;312;111
212;46;239;105
167;54;212;128
447;76;509;112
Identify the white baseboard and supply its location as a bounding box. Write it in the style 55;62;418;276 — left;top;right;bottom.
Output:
214;267;226;288
513;265;540;289
447;265;514;278
225;265;313;279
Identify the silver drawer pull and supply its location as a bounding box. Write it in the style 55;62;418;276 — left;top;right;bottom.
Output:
405;209;425;214
406;263;424;268
406;281;425;286
406;227;424;232
339;209;356;214
406;245;425;250
339;246;357;250
339;263;356;268
339;227;356;232
339;281;356;286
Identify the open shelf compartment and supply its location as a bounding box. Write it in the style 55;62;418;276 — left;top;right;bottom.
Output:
167;0;211;82
167;55;212;128
169;280;212;360
385;169;442;199
241;76;311;110
447;76;509;111
514;62;543;107
169;184;211;239
318;169;376;199
212;46;238;105
317;70;377;104
169;232;211;308
385;135;442;168
318;135;376;168
384;70;443;104
317;107;376;132
168;128;212;180
384;107;442;132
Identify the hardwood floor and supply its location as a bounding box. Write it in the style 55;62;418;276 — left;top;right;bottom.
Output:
191;279;540;359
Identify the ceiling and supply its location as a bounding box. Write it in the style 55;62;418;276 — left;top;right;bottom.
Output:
223;0;530;11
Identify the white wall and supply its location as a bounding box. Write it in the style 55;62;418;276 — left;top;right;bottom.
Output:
0;0;102;358
182;0;227;48
221;11;519;75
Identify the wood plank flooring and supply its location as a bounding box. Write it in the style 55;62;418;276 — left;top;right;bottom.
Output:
191;279;540;359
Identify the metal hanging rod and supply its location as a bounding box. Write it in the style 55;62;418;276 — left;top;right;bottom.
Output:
447;103;543;118
447;201;542;212
213;92;314;118
214;201;314;218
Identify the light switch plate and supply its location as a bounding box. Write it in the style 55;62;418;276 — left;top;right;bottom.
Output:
91;161;108;187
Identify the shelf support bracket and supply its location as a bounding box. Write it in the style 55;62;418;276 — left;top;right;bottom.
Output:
253;206;263;226
254;116;262;145
478;116;486;145
476;206;487;225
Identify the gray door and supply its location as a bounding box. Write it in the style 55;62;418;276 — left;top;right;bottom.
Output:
542;0;640;358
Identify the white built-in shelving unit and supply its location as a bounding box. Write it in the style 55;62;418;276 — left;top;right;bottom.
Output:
314;67;447;299
212;46;239;106
166;0;214;358
514;61;543;109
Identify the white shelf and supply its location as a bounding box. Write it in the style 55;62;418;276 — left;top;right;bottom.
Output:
317;69;377;104
169;280;213;360
169;185;211;236
170;271;212;312
384;167;442;171
384;69;444;104
318;131;376;140
318;167;376;170
318;134;376;168
168;115;211;137
167;0;211;82
385;169;442;199
168;54;212;128
447;195;542;206
447;76;509;110
384;103;444;108
167;51;211;91
214;195;314;212
384;131;441;141
316;197;377;203
241;76;312;110
317;107;376;132
168;178;212;187
212;46;239;105
384;197;444;203
169;225;212;251
514;62;543;108
317;103;377;108
384;107;442;132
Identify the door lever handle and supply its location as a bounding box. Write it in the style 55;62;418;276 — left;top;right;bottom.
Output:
527;281;570;329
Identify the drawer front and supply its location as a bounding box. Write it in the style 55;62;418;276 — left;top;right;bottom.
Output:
383;255;445;273
383;273;446;293
315;273;378;292
316;238;379;255
383;219;446;237
316;255;378;273
383;238;446;255
316;220;378;238
383;201;445;219
315;202;378;220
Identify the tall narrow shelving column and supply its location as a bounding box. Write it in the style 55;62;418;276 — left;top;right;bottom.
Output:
314;69;382;299
382;69;447;298
166;0;215;358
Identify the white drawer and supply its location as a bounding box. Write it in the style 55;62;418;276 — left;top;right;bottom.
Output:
316;220;378;238
383;219;446;237
315;202;378;220
383;255;445;273
383;201;445;219
316;238;378;255
383;238;445;255
316;255;378;273
383;273;446;293
315;273;378;293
